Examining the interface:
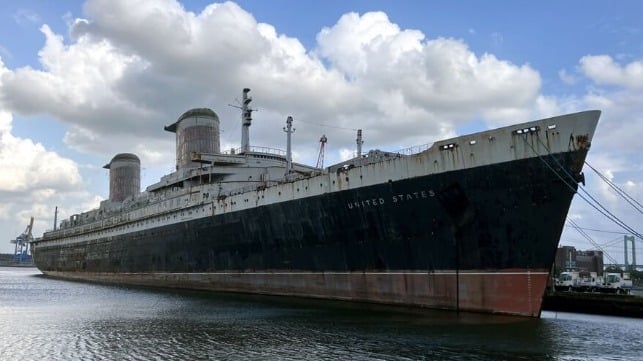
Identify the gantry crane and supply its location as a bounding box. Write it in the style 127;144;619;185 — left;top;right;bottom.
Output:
10;217;33;263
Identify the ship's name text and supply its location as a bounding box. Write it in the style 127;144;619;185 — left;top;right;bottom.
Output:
347;189;436;210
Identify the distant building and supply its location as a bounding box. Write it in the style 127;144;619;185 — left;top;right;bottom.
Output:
555;246;604;275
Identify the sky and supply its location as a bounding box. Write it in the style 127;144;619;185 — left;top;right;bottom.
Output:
0;1;642;264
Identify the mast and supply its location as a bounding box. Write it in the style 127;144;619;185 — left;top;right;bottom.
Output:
356;129;363;158
53;206;58;231
283;116;295;177
241;88;253;153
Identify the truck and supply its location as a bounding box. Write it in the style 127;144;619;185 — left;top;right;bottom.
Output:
598;273;633;294
554;271;579;292
555;271;604;292
574;271;602;292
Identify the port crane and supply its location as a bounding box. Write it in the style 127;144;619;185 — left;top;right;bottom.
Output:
316;134;327;169
10;217;34;263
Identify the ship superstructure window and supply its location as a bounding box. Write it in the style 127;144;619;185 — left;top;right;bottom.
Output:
548;124;557;130
514;126;540;135
440;143;457;151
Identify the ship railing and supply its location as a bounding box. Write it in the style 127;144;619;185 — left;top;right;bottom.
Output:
394;143;432;156
46;188;201;237
222;180;282;197
224;146;287;157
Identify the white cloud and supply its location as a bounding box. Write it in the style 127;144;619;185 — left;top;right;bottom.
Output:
0;109;89;252
580;55;643;90
0;112;81;192
0;45;11;61
576;56;643;158
315;11;542;143
558;68;576;85
0;56;87;252
316;12;422;78
13;9;41;26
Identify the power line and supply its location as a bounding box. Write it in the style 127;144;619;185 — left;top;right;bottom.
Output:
599;235;628;248
584;161;643;215
573;227;629;235
524;136;643;240
295;119;359;132
566;218;618;264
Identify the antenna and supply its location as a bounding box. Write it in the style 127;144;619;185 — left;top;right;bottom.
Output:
228;88;256;153
283;116;295;178
54;206;58;231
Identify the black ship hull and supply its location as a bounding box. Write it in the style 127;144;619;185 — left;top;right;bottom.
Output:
34;151;586;317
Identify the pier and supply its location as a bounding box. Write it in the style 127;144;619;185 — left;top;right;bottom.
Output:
543;290;643;318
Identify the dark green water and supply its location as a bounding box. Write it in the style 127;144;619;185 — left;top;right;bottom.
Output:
1;267;641;360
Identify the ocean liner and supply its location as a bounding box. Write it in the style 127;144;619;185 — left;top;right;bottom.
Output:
32;88;600;317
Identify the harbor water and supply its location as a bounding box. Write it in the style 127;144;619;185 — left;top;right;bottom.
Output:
1;267;642;360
